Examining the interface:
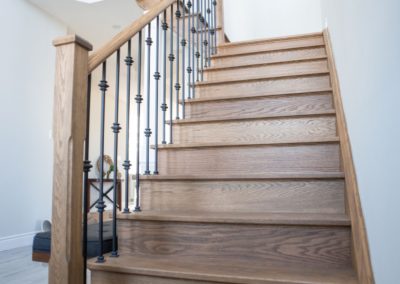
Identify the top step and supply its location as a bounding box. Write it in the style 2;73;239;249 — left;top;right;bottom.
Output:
216;33;324;56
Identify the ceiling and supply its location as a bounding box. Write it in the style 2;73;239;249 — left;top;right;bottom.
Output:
28;0;144;49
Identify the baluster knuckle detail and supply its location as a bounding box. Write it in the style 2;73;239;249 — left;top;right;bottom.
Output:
144;128;152;137
154;71;161;80
111;123;122;133
146;37;153;46
168;54;175;61
124;56;134;66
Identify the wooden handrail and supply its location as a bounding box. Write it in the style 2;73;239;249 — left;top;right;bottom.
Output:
88;0;177;73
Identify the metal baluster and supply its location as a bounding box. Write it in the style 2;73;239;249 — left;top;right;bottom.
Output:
200;0;204;79
134;31;143;212
175;3;181;119
96;61;109;263
83;74;93;281
187;0;192;100
154;16;160;174
144;24;153;175
181;0;186;118
191;1;196;98
213;0;217;52
161;11;168;145
111;49;121;257
196;0;200;82
123;40;133;212
203;0;208;68
207;0;212;63
169;6;175;144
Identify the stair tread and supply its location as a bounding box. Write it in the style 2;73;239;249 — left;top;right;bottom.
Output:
205;56;328;72
118;211;350;226
137;172;345;180
88;254;357;284
218;32;323;48
195;70;329;86
169;110;336;124
154;137;339;150
184;89;333;103
212;43;325;59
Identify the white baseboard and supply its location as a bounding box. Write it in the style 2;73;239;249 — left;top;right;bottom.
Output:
0;231;39;251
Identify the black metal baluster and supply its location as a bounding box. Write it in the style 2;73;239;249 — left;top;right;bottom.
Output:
96;61;109;263
154;16;160;174
134;31;143;212
161;11;168;145
169;6;175;144
196;0;200;82
144;24;153;175
181;0;186;118
203;0;208;68
207;0;212;63
123;40;134;212
175;3;181;119
191;1;196;98
200;0;204;79
213;0;217;52
83;74;93;281
111;49;121;257
187;0;192;100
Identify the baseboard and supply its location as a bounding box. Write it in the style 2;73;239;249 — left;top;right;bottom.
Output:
0;231;39;251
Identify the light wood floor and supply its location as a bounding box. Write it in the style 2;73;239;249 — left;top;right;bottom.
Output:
0;246;90;284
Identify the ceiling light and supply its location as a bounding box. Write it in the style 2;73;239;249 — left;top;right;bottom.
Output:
75;0;104;4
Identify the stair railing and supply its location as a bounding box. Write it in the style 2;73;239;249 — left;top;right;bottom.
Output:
49;0;224;283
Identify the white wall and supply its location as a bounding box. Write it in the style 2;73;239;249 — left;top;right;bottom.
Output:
0;0;66;249
320;0;400;283
224;0;323;42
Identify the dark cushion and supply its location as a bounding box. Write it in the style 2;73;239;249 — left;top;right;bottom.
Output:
32;221;115;258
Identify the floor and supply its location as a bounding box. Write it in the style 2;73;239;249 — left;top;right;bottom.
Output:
0;246;90;283
0;246;48;284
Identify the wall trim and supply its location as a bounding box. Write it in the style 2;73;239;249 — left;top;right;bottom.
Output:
0;231;39;252
323;28;375;284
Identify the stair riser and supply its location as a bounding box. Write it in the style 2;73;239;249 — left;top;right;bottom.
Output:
158;144;341;176
218;36;324;55
118;220;352;268
139;180;345;214
186;92;334;120
196;75;331;99
204;59;329;81
92;271;220;284
212;47;327;68
173;116;337;144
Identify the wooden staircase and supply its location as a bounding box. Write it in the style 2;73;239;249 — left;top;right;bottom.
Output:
87;32;365;283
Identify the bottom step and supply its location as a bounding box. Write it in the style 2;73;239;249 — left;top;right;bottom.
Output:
89;254;358;284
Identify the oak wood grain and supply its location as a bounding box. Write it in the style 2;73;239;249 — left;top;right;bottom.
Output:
186;92;334;120
323;29;374;284
204;59;329;81
173;115;337;144
139;179;345;214
158;143;341;176
49;35;92;284
118;220;352;268
196;74;331;99
217;35;324;55
212;46;327;68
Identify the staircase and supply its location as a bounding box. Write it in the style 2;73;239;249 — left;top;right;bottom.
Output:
87;33;360;283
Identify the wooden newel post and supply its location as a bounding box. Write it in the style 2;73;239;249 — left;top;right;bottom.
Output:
49;35;92;284
216;0;225;45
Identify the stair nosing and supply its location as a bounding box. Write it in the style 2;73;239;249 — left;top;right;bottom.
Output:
218;32;324;48
204;56;328;72
151;137;340;150
182;88;333;104
88;255;358;284
117;212;351;226
168;110;336;125
195;70;330;87
135;172;346;181
211;44;326;59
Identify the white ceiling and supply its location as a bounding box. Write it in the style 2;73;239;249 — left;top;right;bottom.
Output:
28;0;144;49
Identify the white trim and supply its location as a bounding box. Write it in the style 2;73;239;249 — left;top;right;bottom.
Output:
0;231;39;251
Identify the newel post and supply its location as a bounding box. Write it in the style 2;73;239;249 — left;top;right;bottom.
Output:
216;0;225;45
49;35;92;284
